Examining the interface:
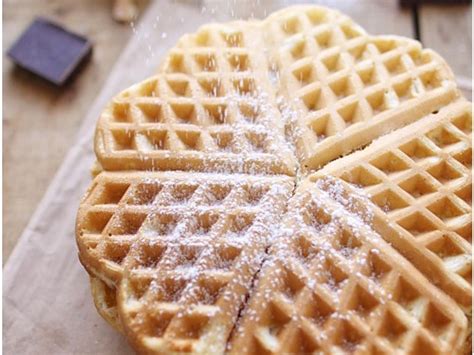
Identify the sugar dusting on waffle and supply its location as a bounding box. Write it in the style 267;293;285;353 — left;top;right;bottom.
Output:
95;74;298;175
228;176;468;354
77;173;295;352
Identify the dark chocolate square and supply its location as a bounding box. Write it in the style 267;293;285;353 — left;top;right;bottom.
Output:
7;17;92;85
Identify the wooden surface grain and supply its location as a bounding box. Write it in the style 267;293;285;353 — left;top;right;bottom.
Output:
3;0;472;264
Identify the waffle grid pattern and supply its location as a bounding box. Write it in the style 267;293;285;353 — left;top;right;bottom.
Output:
95;73;296;174
229;177;467;354
78;173;293;282
77;172;293;353
267;7;458;169
313;102;472;308
96;22;297;175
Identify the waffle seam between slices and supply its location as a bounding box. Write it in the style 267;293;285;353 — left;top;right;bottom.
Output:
76;4;472;354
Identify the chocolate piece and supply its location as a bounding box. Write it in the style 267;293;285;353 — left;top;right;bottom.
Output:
7;17;92;85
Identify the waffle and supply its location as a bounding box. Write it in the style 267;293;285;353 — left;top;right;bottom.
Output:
311;101;472;309
76;171;294;353
76;4;473;354
90;276;123;332
229;176;467;354
95;22;297;176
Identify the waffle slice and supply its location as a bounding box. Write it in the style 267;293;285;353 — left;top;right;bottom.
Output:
76;171;294;352
229;176;467;354
263;7;459;170
310;100;472;310
96;22;297;176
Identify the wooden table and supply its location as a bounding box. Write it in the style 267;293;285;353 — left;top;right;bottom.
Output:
3;0;471;263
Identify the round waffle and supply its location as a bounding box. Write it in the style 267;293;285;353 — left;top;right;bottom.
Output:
76;5;471;354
